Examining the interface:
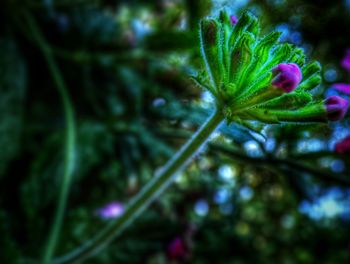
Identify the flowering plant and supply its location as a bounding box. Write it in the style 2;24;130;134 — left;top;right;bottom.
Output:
194;11;347;124
54;11;348;263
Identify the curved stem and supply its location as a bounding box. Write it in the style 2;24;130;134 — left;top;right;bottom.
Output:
55;110;224;264
24;13;76;264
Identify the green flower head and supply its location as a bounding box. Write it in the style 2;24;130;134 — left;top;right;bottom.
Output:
194;11;331;124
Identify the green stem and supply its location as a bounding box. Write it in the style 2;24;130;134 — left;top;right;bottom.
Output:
24;13;76;264
55;110;224;264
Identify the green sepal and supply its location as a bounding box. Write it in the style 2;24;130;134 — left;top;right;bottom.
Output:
190;75;216;96
234;119;267;137
255;32;282;65
224;83;237;99
258;91;312;110
236;85;283;111
242;101;327;123
245;14;260;36
230;71;273;110
219;10;231;25
260;43;293;73
241;32;281;87
302;61;321;80
228;11;255;48
219;11;232;72
229;32;255;85
238;109;280;123
297;61;322;91
242;72;273;98
271;43;293;63
288;47;306;65
200;18;225;89
298;73;321;91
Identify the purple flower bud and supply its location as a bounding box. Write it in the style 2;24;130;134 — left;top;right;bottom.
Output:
335;136;350;154
97;201;124;219
167;237;187;260
272;63;302;93
341;49;350;72
230;15;238;26
325;96;349;121
332;83;350;95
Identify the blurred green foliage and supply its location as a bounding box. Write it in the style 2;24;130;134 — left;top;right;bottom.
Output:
1;0;350;263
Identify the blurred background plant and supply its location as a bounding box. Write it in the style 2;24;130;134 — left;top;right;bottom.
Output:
1;0;350;263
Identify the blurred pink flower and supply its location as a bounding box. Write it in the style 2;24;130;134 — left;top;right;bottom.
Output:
341;49;350;72
332;83;350;95
325;95;349;121
335;136;350;154
272;63;302;93
167;237;187;261
97;201;124;219
331;50;350;95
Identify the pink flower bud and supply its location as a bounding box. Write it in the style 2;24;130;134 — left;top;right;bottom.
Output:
325;96;349;121
167;237;187;260
341;49;350;72
272;63;302;93
335;136;350;154
230;15;238;26
332;83;350;95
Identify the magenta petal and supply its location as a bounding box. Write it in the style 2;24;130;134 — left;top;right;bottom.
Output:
167;237;187;260
332;83;350;95
325;95;349;121
272;63;302;93
335;136;350;154
341;49;350;72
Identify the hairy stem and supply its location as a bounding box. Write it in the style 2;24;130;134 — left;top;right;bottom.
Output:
24;13;76;264
55;110;224;264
